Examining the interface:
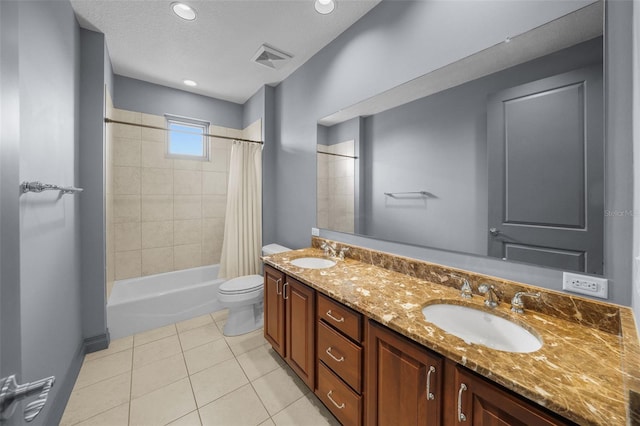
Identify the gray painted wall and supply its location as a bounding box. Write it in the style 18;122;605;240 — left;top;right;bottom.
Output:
631;0;640;333
361;38;602;257
18;1;84;424
271;0;633;306
114;75;243;130
79;29;109;349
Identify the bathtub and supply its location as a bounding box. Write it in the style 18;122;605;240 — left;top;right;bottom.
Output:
107;265;226;339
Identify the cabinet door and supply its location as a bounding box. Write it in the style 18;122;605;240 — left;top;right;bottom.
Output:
451;363;572;426
285;277;316;389
264;266;285;357
366;320;443;426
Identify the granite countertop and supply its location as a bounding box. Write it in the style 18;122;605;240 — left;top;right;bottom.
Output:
263;247;640;426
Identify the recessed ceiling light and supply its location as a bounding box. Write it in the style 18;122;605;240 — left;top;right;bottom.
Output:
314;0;335;15
171;2;197;21
183;79;197;87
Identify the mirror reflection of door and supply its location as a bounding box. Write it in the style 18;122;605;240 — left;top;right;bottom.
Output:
487;65;603;274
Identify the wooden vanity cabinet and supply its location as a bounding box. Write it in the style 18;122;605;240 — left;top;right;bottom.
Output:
264;265;285;356
446;359;573;426
316;293;364;426
366;320;443;426
263;266;315;389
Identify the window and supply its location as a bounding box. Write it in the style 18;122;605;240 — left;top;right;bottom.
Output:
166;115;209;160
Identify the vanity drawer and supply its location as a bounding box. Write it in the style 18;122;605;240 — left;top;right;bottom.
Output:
317;293;362;342
316;362;362;426
317;321;362;393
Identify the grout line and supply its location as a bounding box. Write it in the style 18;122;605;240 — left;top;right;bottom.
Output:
177;322;203;425
128;339;135;426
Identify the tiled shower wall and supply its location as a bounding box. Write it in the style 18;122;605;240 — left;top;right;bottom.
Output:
105;106;261;296
317;140;355;234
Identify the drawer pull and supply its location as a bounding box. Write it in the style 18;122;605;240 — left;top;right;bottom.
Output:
457;383;467;422
326;390;345;410
326;310;345;323
426;365;435;400
325;347;345;362
283;282;289;300
275;278;282;295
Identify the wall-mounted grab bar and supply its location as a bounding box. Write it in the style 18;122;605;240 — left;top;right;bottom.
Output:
384;191;431;198
20;181;83;195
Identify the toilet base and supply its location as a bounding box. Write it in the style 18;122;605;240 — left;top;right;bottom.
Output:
222;301;264;336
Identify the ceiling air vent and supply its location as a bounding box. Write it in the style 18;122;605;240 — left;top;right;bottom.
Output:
251;44;292;70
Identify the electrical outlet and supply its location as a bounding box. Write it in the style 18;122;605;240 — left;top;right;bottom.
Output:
562;272;608;299
311;227;320;237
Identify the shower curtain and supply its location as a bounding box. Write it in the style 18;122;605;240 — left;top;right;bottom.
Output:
219;141;263;279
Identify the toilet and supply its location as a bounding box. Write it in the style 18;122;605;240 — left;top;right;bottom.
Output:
217;243;291;336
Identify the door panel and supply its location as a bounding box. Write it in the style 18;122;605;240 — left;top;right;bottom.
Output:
487;65;603;274
285;278;315;389
264;266;285;357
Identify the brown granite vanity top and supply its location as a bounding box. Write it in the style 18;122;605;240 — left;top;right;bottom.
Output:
263;242;640;426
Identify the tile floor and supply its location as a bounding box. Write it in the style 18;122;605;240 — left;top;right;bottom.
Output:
61;310;340;426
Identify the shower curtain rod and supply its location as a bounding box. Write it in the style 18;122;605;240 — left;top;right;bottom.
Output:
104;118;264;145
316;150;358;159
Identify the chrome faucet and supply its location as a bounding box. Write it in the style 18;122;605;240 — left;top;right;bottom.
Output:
478;283;500;308
338;247;349;260
510;291;541;314
320;241;336;258
451;274;473;299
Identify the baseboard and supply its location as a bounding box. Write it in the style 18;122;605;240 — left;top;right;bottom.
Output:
83;332;110;354
43;340;84;426
42;332;111;425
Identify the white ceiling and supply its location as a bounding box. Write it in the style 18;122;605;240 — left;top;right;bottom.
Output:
70;0;381;104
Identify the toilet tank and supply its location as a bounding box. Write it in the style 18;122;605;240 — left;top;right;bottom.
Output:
260;244;291;275
262;244;291;256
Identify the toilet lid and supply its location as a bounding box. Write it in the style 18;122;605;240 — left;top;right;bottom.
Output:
219;275;263;295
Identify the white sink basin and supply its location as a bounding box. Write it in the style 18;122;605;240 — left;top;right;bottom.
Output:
290;257;337;269
421;304;542;353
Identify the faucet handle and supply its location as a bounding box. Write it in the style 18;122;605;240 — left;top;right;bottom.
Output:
510;291;541;314
451;274;473;299
478;283;500;308
338;247;349;260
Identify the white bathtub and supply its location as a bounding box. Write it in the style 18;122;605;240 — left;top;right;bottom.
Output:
107;265;226;339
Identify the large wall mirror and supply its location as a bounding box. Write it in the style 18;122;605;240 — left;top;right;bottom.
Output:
317;1;605;275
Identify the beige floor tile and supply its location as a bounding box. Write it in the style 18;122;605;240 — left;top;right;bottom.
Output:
225;329;268;356
75;402;129;426
74;349;132;389
134;323;177;346
199;384;269;426
131;353;188;399
179;323;223;351
183;339;234;375
236;344;285;381
61;372;131;425
133;334;182;369
167;410;202;426
211;309;228;322
84;336;133;362
252;367;309;416
130;378;196;426
271;394;340;426
176;314;214;333
189;358;249;407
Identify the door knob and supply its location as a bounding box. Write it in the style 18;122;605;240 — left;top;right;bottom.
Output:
489;227;500;237
0;374;55;422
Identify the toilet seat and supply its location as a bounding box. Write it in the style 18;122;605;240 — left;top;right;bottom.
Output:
219;275;263;295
